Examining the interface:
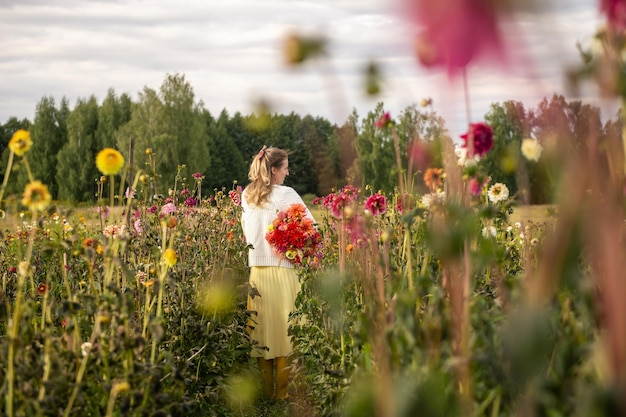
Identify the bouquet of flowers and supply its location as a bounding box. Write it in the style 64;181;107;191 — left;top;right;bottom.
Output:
265;203;322;266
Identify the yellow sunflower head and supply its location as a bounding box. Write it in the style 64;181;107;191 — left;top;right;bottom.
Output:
9;129;32;156
96;148;125;176
22;180;52;212
163;248;177;268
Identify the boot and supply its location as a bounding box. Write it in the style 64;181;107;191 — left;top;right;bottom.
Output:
274;356;290;400
257;358;275;399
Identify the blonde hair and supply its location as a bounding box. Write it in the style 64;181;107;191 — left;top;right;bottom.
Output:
245;146;289;207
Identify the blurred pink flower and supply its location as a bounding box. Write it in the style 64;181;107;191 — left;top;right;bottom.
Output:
468;176;490;196
402;0;505;74
601;0;626;30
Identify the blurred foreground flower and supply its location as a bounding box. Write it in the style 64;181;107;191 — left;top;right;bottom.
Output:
9;129;32;156
197;281;235;315
283;31;327;66
521;138;543;162
22;181;52;211
96;148;124;176
404;0;506;74
601;0;626;30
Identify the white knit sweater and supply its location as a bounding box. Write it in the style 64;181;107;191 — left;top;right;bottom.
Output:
241;185;315;268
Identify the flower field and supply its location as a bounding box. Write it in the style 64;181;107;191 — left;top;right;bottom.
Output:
1;115;623;417
3;2;626;416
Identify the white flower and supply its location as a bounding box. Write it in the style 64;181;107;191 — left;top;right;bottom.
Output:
421;191;446;208
531;238;539;246
514;222;521;228
521;138;543;162
81;342;93;357
454;146;479;167
505;226;513;233
519;232;525;240
487;183;510;204
482;226;497;238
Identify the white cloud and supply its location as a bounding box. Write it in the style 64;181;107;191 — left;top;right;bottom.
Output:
0;0;615;139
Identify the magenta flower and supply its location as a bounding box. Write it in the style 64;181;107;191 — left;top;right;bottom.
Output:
192;172;203;180
328;185;359;218
364;193;388;216
402;0;505;75
180;188;191;198
601;0;626;30
133;218;143;235
468;176;490;196
148;205;158;214
184;197;197;207
461;122;493;158
375;112;393;128
160;202;177;216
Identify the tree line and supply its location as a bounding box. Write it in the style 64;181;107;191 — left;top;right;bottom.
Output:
0;73;620;206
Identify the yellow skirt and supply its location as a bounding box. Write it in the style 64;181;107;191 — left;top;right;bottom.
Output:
247;266;301;359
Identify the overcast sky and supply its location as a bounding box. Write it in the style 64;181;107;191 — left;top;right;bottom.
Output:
0;0;615;137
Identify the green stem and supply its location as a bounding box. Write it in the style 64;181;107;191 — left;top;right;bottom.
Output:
0;150;15;205
63;326;98;417
5;272;25;417
109;175;115;208
22;156;34;183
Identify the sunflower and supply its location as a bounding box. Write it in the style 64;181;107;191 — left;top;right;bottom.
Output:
163;248;177;267
22;181;52;212
96;148;125;176
9;129;32;156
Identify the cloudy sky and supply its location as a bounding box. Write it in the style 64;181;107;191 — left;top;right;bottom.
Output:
0;0;614;137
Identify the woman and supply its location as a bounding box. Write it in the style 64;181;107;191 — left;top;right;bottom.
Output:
241;145;315;401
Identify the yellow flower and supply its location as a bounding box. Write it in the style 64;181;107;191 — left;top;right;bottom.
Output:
9;129;32;156
111;381;130;395
163;248;177;267
22;181;52;212
96;148;124;176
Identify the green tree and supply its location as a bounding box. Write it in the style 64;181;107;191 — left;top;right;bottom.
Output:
56;96;100;202
0;117;32;202
483;100;530;202
26;97;69;198
116;73;210;195
96;89;132;150
203;110;246;192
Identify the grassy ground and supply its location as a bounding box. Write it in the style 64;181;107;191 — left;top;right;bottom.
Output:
509;204;557;224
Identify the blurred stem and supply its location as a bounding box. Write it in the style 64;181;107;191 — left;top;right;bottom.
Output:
63;325;99;417
62;252;72;299
109;175;115;208
463;68;472;125
5;271;25;417
37;337;52;401
621;98;626;177
0;149;15;205
391;127;406;205
151;221;169;364
22;156;34;183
